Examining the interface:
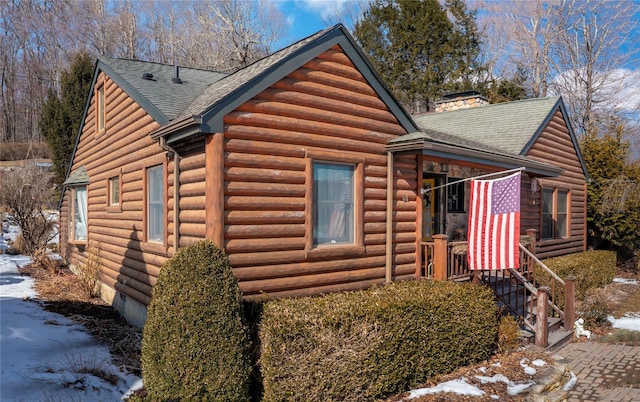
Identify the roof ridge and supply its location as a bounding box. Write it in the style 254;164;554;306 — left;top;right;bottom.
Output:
420;95;560;117
98;56;229;75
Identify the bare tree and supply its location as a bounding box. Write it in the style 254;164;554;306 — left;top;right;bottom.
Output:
0;0;288;147
181;0;286;72
0;163;57;256
319;0;369;32
477;0;563;98
550;0;640;137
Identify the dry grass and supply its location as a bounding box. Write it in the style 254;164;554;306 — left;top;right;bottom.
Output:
18;263;142;376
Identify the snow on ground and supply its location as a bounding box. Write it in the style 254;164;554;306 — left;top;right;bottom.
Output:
608;277;640;331
405;358;546;399
0;252;142;401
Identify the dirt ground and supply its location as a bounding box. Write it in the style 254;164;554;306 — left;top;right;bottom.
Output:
19;260;640;401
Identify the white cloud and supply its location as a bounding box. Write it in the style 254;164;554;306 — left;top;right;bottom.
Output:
296;0;351;21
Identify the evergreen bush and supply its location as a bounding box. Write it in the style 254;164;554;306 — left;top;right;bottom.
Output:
141;240;251;401
259;280;497;401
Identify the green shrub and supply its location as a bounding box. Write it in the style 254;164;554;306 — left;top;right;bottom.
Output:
259;280;497;402
540;250;616;300
141;240;251;401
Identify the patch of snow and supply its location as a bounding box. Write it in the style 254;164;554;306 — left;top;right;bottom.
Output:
532;359;547;367
407;379;485;399
563;371;578;391
474;374;535;396
478;366;487;373
0;253;141;401
613;278;638;285
507;381;535;395
520;358;537;375
475;374;510;384
490;395;500;399
608;314;640;331
491;362;501;367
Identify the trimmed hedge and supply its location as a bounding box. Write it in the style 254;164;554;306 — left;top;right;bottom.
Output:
259;280;497;401
141;240;251;401
541;250;617;300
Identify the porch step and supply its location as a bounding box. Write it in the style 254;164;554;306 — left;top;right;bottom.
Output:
519;327;572;350
547;328;573;350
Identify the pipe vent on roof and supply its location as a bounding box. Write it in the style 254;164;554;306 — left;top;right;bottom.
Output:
172;65;182;84
142;73;154;80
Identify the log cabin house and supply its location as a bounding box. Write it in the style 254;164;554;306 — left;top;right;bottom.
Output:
59;25;587;327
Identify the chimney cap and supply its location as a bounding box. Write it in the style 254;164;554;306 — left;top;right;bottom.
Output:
440;90;484;101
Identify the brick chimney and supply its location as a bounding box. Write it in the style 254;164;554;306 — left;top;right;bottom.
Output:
435;90;489;113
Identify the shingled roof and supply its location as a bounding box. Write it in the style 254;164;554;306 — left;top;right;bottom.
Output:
150;24;418;144
97;58;227;124
413;97;562;155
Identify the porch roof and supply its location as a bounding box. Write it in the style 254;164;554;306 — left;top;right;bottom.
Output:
386;130;563;177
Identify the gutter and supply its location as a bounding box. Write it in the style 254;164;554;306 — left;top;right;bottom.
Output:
159;137;180;254
386;139;563;177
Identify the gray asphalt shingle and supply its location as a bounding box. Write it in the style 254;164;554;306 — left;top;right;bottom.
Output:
413;97;561;155
99;58;228;121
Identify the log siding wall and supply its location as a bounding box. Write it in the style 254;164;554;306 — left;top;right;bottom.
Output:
61;72;171;307
525;110;587;259
221;46;417;299
61;46;418;309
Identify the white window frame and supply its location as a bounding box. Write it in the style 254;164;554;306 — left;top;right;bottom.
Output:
146;164;165;244
71;186;88;243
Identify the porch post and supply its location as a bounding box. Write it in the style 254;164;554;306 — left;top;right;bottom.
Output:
385;151;394;283
535;286;550;348
432;234;448;281
564;276;576;332
526;228;537;253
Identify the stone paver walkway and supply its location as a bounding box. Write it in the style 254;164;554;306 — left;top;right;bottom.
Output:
554;342;640;401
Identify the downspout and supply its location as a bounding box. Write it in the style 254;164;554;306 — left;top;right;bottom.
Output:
385;151;394;283
159;137;180;254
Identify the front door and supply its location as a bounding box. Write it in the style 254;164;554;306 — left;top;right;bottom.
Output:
422;176;445;241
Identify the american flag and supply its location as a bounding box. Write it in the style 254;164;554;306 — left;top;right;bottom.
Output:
468;172;521;270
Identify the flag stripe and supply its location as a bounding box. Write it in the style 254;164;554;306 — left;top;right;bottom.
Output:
468;172;521;270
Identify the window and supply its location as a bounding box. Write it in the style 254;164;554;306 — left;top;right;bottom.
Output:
313;163;354;246
97;84;105;132
542;188;569;239
71;186;87;242
556;190;568;237
447;178;465;213
108;176;120;206
146;165;164;243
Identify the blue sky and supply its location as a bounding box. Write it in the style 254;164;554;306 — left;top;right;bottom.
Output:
275;0;349;43
274;0;640;124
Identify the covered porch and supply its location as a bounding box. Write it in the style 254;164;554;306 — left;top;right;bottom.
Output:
385;131;574;348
